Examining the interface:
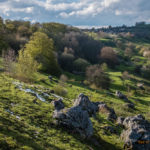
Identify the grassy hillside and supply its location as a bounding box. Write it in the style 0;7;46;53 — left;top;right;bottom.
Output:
0;59;150;150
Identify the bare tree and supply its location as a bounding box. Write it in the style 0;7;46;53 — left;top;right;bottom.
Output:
2;49;16;75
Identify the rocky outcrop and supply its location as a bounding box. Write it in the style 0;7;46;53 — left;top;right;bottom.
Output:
124;103;135;109
98;103;117;122
52;99;64;111
120;114;150;150
116;91;129;101
73;93;102;116
52;93;118;138
53;105;93;138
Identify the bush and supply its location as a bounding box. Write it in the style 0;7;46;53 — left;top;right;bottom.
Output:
60;74;68;82
86;64;110;89
2;49;16;76
53;85;68;97
100;47;118;67
73;58;90;72
16;50;39;82
59;53;75;72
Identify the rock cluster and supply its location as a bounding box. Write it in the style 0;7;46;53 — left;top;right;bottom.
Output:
119;115;150;150
98;103;117;122
52;93;117;138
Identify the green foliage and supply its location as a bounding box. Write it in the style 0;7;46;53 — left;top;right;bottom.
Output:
73;58;90;72
24;32;60;75
86;64;110;89
16;49;39;82
53;85;68;97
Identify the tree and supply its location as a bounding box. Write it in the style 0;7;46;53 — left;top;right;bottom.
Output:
124;47;133;58
86;64;110;89
59;53;75;72
2;49;16;75
73;58;90;72
16;49;39;82
100;47;118;67
24;32;60;75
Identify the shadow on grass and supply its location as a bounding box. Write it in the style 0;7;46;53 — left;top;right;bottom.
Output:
0;116;62;150
132;97;150;106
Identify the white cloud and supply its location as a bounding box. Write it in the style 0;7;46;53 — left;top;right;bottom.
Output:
0;0;150;26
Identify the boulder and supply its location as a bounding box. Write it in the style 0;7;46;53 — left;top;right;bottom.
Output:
116;116;125;126
124;103;135;109
53;106;93;139
137;83;145;90
104;126;117;134
52;99;64;111
73;93;101;116
120;114;150;150
98;104;117;122
116;91;128;101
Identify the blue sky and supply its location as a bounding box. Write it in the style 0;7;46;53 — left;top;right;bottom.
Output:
0;0;150;28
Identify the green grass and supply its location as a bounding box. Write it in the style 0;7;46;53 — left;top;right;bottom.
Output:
0;65;150;150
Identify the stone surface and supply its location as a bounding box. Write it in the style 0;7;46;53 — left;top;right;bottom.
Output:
124;103;135;109
73;93;101;116
53;106;93;138
116;91;129;101
98;103;117;122
52;99;64;111
120;114;150;150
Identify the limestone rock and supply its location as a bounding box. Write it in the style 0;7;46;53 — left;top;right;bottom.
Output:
53;106;93;138
121;114;150;150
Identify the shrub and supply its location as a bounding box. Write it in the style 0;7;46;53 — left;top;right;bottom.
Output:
16;49;39;82
100;47;118;67
60;74;68;83
53;85;68;97
59;53;75;72
2;49;16;76
73;58;90;72
86;64;110;89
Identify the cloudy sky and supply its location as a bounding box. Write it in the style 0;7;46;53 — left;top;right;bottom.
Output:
0;0;150;27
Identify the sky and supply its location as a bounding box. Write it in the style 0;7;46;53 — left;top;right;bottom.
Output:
0;0;150;28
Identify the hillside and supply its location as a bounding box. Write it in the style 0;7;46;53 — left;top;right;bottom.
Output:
0;17;150;150
0;59;150;149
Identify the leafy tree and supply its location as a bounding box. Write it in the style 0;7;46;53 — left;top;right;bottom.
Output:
124;47;133;58
86;64;110;89
73;58;90;72
16;49;39;82
59;53;75;72
2;49;16;75
24;32;60;75
100;47;118;67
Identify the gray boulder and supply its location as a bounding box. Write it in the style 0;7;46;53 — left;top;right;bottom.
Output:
121;114;150;150
98;103;117;122
53;106;93;139
52;99;64;111
73;93;101;116
116;91;129;101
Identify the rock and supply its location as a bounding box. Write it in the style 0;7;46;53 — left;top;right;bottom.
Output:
137;83;145;90
48;75;53;82
116;91;128;101
50;90;55;94
104;126;117;134
53;106;93;139
52;99;64;111
98;104;117;122
124;103;135;109
52;94;117;139
73;93;100;116
120;114;150;150
116;117;125;126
